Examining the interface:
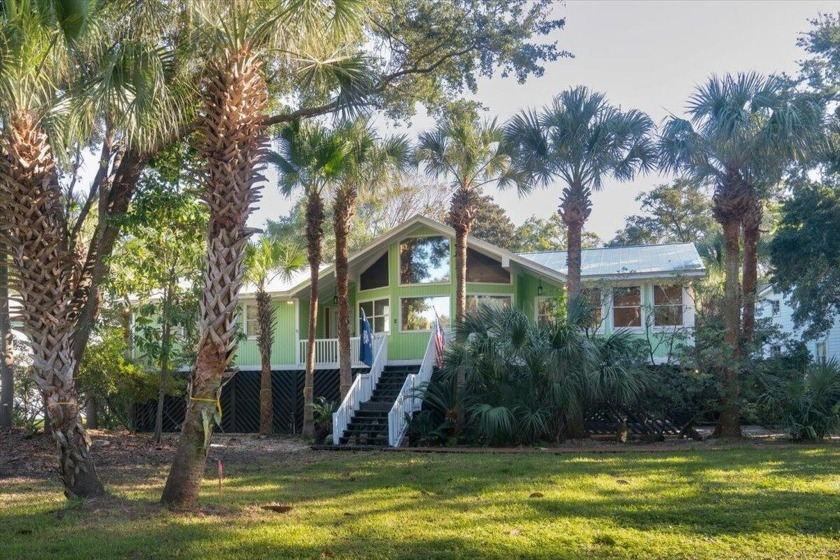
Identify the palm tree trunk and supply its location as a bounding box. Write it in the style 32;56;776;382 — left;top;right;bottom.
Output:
559;186;592;307
161;49;267;509
85;397;98;430
0;246;13;429
0;111;106;498
303;189;325;440
257;289;274;435
717;216;742;437
334;184;357;400
741;195;762;344
711;175;749;439
559;186;591;439
450;188;477;436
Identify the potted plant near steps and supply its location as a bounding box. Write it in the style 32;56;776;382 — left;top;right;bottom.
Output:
310;397;336;445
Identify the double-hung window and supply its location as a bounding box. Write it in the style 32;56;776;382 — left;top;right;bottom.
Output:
653;285;684;327
612;287;642;328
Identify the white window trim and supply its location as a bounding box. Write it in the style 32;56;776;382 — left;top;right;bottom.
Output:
610;286;645;332
578;287;608;334
467;293;514;313
358;296;391;335
399;295;451;333
465;249;513;285
397;234;452;287
358;251;391;292
650;283;687;330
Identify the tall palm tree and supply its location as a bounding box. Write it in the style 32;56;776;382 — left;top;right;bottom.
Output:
0;0;190;499
331;120;410;399
245;237;306;435
416;111;520;326
160;0;369;508
658;72;824;438
506;86;657;305
416;110;519;435
273;120;349;439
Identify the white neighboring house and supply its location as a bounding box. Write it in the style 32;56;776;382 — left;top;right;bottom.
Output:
758;286;834;363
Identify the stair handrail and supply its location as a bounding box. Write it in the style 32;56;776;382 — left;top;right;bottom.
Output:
387;328;438;446
332;333;387;444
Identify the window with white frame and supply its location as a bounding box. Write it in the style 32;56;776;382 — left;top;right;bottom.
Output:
612;287;642;328
399;236;450;284
244;304;260;338
536;297;559;328
466;294;512;314
401;296;450;331
359;298;390;334
653;284;684;327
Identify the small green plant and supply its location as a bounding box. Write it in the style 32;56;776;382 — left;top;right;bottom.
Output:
309;397;336;445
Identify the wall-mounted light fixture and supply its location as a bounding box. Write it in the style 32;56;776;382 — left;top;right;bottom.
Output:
537;277;544;296
333;288;339;305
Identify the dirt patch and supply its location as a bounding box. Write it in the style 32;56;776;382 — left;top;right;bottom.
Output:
0;428;312;481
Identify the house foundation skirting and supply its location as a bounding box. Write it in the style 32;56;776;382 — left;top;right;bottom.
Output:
132;368;367;434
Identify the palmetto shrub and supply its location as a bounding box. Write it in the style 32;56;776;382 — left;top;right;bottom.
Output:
785;358;840;441
416;300;648;445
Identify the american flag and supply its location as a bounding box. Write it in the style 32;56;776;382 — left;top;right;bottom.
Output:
433;314;446;368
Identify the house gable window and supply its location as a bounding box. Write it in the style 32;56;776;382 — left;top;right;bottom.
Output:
612;287;642;328
466;248;510;283
360;253;389;291
399;236;450;284
653;284;683;327
360;298;390;334
466;295;512;313
401;296;450;331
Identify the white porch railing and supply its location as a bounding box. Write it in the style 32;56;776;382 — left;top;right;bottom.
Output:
299;337;364;368
387;329;439;447
332;334;387;445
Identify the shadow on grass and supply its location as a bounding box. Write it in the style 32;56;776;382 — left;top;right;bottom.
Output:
2;447;840;559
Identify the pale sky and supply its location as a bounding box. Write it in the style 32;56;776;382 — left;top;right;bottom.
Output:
251;0;840;242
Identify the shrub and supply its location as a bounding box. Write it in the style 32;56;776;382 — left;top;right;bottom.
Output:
421;301;648;446
784;359;840;441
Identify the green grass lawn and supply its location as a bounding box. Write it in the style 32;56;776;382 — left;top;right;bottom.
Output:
2;446;840;559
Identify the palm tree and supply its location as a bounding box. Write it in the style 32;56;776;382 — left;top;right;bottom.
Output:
160;0;369;508
245;237;305;435
506;86;657;305
273;120;349;439
416;111;520;328
331;121;410;399
658;72;824;437
0;0;191;498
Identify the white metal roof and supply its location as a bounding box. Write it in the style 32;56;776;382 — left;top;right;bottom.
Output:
518;243;706;280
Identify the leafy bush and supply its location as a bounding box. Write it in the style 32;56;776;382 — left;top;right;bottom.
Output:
78;325;183;429
784;359;840;441
420;301;648;446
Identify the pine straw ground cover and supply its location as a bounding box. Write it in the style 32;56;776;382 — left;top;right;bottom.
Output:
1;432;839;559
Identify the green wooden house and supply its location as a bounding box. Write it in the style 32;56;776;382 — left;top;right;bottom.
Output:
136;215;705;444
